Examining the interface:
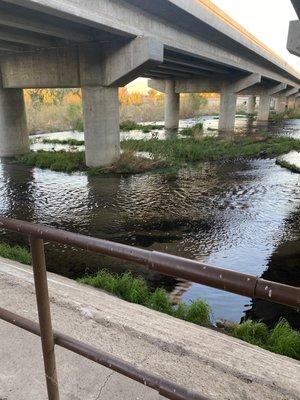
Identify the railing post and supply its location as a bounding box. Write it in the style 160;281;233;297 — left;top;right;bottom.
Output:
29;236;60;400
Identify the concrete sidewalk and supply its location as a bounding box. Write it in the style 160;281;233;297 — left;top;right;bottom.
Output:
0;256;299;400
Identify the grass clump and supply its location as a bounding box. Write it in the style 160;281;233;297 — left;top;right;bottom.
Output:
78;270;212;326
79;270;299;359
231;319;300;360
184;300;212;326
122;135;300;164
14;134;300;175
120;120;139;131
88;151;168;175
80;270;149;305
120;120;164;133
268;321;300;359
276;159;300;173
13;150;85;173
41;138;85;146
12;150;167;175
180;122;203;137
269;109;300;123
232;320;269;347
0;242;31;265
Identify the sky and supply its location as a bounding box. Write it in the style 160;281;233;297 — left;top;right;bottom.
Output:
127;0;299;93
212;0;299;70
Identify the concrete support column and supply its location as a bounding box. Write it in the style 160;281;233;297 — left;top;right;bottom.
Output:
270;98;276;110
164;80;180;130
0;86;28;157
287;96;296;110
219;92;237;131
247;95;256;114
296;97;300;110
257;95;271;122
275;96;287;114
82;86;120;167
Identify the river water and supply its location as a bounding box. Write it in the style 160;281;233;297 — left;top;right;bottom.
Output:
0;116;299;328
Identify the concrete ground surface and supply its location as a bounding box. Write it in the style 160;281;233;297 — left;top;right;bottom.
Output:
0;256;299;400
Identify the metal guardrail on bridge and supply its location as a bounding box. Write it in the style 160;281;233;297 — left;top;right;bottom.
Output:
0;217;299;400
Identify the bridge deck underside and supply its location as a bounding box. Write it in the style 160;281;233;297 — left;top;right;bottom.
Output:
0;0;298;89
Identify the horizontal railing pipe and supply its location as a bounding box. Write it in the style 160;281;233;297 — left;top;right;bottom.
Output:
0;217;299;309
0;307;210;400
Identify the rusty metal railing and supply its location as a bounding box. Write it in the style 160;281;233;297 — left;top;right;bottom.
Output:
0;217;299;400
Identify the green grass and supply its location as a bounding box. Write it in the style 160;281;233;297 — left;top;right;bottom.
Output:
120;120;164;132
88;151;168;175
13;150;86;173
276;159;300;173
79;270;299;360
78;270;211;326
12;150;168;175
122;135;300;164
231;320;300;360
14;135;300;175
180;122;203;136
269;109;300;123
0;242;31;265
41;138;85;146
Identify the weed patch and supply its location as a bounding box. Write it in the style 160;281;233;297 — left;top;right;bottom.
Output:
231;320;300;360
276;159;300;173
180;122;203;137
120;120;164;132
0;242;31;265
79;270;300;360
122;135;300;164
78;270;211;326
41;138;85;146
12;150;168;175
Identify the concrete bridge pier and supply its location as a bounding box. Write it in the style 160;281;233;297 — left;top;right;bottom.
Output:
0;85;29;157
82;86;120;167
247;95;256;114
257;95;271;122
219;92;237;131
287;96;296;110
275;96;287;114
219;73;261;131
164;80;180;130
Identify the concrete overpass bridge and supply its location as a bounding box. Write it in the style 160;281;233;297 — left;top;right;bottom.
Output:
0;0;299;167
288;0;300;57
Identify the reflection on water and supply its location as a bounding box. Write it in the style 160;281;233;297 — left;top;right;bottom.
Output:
1;117;299;326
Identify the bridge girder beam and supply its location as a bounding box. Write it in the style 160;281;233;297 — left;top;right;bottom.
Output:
223;73;261;93
0;5;92;43
0;37;164;88
282;88;299;98
0;26;56;48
